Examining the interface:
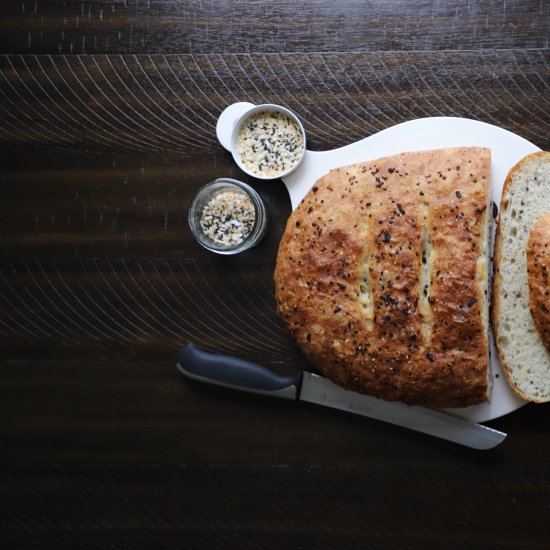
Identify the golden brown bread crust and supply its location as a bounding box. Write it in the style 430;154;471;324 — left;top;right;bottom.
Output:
274;147;491;408
527;211;550;351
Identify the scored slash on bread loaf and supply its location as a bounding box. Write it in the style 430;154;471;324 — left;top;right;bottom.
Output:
492;152;550;403
275;147;491;408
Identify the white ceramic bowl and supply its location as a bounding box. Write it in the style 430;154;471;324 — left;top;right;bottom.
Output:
220;103;307;180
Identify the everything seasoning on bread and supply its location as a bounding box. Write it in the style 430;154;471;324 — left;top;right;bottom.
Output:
274;147;491;408
492;151;550;403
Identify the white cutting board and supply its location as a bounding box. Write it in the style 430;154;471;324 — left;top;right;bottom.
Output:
218;106;541;422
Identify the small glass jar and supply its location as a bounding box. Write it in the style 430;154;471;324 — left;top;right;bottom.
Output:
188;178;268;255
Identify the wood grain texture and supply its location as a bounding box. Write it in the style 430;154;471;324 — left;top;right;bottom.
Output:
0;151;288;259
1;0;549;54
0;51;548;153
0;1;549;547
0;358;548;464
0;464;548;549
0;258;302;363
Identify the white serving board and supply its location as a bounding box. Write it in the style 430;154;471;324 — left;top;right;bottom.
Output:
217;106;541;423
282;117;541;423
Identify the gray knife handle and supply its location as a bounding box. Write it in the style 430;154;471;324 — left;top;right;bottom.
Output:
176;343;302;399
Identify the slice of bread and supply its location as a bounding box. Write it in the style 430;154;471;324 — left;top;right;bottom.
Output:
492;152;550;402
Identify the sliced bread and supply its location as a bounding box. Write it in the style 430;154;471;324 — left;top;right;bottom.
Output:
492;151;550;402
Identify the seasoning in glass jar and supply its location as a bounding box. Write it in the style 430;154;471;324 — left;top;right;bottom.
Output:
188;178;268;255
199;190;255;247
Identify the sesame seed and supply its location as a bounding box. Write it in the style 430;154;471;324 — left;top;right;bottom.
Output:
236;111;304;177
199;190;255;246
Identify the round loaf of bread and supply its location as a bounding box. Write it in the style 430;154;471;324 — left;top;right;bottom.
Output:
527;212;550;351
275;147;491;408
492;151;550;403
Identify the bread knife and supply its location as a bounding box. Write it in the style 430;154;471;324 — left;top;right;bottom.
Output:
176;343;507;450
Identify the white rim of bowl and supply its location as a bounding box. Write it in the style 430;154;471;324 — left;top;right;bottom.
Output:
230;104;307;180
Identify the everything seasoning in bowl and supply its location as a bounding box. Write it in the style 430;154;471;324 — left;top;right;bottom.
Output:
231;104;306;180
188;178;268;254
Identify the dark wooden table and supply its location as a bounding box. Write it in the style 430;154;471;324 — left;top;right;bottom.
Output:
1;1;549;548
